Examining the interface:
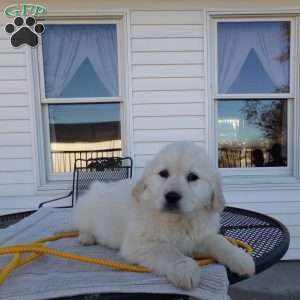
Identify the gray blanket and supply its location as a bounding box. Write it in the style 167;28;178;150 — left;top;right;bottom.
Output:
0;208;229;300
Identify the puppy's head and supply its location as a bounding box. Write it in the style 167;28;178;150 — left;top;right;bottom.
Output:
132;141;225;216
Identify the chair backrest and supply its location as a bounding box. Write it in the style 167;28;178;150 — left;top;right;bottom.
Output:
71;157;133;206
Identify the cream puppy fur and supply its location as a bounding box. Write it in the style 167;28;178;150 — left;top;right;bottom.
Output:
73;141;255;290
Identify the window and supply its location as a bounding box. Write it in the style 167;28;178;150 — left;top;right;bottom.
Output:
49;103;121;173
213;19;293;174
38;21;125;178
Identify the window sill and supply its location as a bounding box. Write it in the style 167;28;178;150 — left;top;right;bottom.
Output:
223;175;300;191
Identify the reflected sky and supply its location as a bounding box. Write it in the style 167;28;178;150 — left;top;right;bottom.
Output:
49;103;120;125
218;99;287;147
218;99;287;168
218;100;261;144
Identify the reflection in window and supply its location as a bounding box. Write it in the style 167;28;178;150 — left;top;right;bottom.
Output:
218;21;290;94
49;103;121;173
218;100;287;168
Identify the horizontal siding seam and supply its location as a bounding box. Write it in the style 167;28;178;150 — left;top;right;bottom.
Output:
130;9;203;11
229;200;300;204
0;182;33;185
0;91;27;95
132;50;203;53
131;23;203;25
131;23;203;26
0;144;31;147
131;36;203;39
0;170;33;173
134;140;204;144
132;88;204;92
0;66;26;69
0;118;29;121
134;127;204;130
0;51;25;55
0;65;26;68
133;114;205;118
130;35;204;41
0;169;32;172
134;123;205;127
0;132;31;134
132;76;205;79
0;182;34;186
0;78;27;82
132;63;204;66
133;101;204;105
0;105;29;108
0;157;32;160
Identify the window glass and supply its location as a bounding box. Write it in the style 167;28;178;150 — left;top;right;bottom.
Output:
218;99;287;168
42;24;118;98
217;21;290;94
49;103;121;173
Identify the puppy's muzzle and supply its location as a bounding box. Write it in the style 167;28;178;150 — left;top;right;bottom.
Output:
164;191;181;211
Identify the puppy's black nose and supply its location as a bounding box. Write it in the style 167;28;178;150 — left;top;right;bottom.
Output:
165;191;181;205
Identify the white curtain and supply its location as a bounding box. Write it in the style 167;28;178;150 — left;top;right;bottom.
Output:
88;26;118;96
218;22;289;93
43;25;118;98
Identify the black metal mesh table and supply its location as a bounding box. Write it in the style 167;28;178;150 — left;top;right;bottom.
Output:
0;206;290;297
221;206;290;284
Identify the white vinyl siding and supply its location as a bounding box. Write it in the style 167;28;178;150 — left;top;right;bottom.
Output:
0;25;37;211
0;4;299;260
0;54;26;66
226;188;300;259
130;10;206;175
0;26;63;212
133;90;205;104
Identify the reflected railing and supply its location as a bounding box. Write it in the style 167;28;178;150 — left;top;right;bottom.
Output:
218;148;276;168
51;148;122;173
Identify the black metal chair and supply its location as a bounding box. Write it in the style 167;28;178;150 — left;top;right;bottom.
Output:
38;157;133;209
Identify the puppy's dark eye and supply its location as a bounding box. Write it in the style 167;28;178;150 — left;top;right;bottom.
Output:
159;169;169;178
187;172;199;182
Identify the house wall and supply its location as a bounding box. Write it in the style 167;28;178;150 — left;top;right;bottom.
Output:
0;0;300;259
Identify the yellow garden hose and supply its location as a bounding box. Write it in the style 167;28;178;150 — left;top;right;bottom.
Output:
0;231;253;285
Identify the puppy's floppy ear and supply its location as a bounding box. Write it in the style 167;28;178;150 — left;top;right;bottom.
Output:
132;177;146;202
210;172;225;212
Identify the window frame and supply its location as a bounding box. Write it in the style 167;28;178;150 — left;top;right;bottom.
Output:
208;14;297;179
32;15;130;187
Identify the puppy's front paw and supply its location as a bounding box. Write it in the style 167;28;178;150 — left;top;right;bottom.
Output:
228;249;255;277
79;232;96;246
167;257;200;290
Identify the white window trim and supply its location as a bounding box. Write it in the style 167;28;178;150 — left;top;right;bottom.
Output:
206;10;300;190
27;10;133;192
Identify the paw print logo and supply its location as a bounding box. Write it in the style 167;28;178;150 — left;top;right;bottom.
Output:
4;16;45;48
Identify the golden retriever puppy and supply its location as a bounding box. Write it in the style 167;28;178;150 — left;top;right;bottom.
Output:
73;141;255;289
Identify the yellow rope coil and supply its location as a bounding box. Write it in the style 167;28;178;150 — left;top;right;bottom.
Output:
0;231;253;285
